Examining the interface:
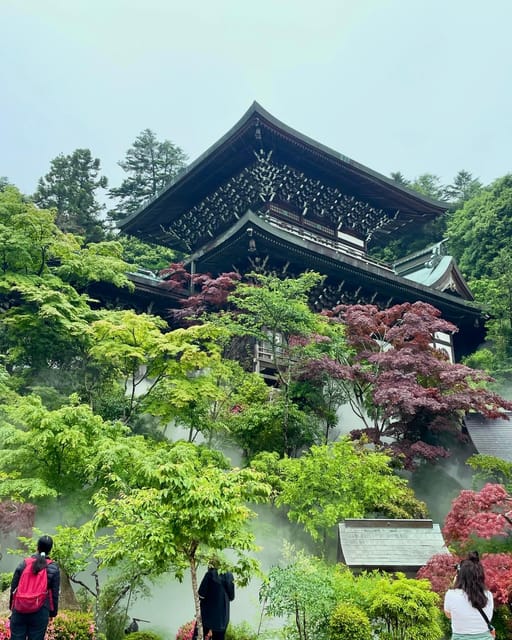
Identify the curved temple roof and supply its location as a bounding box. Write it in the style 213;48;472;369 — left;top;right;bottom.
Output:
119;101;448;249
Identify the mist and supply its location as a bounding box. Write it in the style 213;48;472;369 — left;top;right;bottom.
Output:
0;416;478;638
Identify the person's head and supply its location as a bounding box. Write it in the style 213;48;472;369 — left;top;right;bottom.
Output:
37;535;53;555
454;550;488;609
32;535;53;573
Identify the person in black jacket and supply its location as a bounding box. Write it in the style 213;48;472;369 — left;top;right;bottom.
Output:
195;561;235;640
9;535;60;640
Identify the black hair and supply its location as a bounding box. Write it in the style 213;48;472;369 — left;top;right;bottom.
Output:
454;550;488;609
32;535;53;574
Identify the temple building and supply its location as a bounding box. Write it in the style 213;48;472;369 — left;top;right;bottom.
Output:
118;102;484;360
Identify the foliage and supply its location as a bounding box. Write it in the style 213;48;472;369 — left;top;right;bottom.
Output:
89;441;271;640
224;621;258;640
466;248;512;384
164;267;241;326
0;185;74;276
175;620;196;640
0;501;35;538
124;632;163;640
275;438;426;543
446;174;512;280
0;619;10;640
0;572;11;591
46;610;97;640
161;358;269;445
328;603;372;640
375;169;481;263
54;240;132;290
444;170;483;207
409;173;447;202
223;272;329;455
467;454;512;491
0;397;129;506
369;574;443;640
314;301;512;467
260;548;442;640
109;129;187;220
117;234;178;273
416;552;458;598
442;483;512;552
88;311;231;429
0;187;131;394
229;397;320;459
260;547;339;640
34;149;108;243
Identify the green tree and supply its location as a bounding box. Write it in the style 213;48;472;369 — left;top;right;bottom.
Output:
260;546;341;640
370;172;447;262
88;311;230;429
0;186;130;395
445;169;482;207
229;397;320;458
389;171;410;186
0;397;129;510
163;358;269;444
224;271;327;454
90;441;270;640
329;603;372;640
409;173;447;201
446;174;512;280
117;234;178;274
34;149;108;242
275;439;426;545
465;248;512;384
109;129;188;220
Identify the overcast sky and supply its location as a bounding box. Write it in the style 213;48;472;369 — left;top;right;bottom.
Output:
2;0;511;197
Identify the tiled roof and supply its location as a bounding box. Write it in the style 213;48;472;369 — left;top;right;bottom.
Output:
338;519;449;570
465;413;512;462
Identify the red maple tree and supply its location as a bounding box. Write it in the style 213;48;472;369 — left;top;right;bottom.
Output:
158;263;240;325
308;301;512;466
418;551;512;606
443;483;512;549
0;500;36;539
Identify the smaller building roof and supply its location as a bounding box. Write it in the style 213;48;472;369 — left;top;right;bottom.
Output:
393;242;474;300
464;412;512;461
338;519;448;572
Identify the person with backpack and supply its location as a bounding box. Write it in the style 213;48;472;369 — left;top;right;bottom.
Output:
9;535;60;640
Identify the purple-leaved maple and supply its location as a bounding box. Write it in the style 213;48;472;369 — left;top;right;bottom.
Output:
305;301;512;467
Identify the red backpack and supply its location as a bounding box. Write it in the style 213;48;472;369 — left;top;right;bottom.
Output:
13;557;52;614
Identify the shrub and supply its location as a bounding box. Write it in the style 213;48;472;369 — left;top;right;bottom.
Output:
176;620;196;640
225;621;258;640
47;610;96;640
0;618;10;640
125;633;164;640
328;603;372;640
369;575;443;640
0;573;12;592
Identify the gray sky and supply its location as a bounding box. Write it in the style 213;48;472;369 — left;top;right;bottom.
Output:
2;0;511;196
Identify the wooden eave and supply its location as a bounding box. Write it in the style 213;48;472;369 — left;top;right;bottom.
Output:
118;102;447;248
186;210;482;327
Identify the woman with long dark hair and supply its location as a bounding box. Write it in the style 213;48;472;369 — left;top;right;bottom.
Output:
9;535;60;640
444;551;494;639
